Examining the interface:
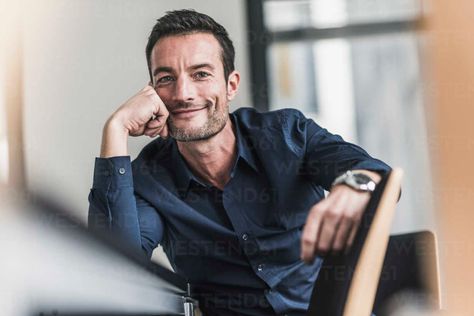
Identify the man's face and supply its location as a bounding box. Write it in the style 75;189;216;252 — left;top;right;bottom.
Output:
150;32;238;142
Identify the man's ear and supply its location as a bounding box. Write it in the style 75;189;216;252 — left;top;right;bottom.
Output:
226;70;240;101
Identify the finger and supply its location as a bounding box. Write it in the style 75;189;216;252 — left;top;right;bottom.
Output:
332;216;353;253
143;87;157;96
143;127;159;137
345;218;362;253
155;103;169;139
130;125;146;137
301;205;325;263
146;118;164;129
146;120;169;139
147;116;168;135
141;84;159;97
316;212;341;256
157;101;169;118
159;123;169;139
321;191;350;253
343;192;366;251
141;84;153;92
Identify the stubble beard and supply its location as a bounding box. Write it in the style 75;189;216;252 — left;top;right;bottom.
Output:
167;104;228;142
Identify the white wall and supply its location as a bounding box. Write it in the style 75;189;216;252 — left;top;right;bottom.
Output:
22;0;251;222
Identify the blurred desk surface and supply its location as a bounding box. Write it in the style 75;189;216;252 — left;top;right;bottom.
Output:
0;189;191;316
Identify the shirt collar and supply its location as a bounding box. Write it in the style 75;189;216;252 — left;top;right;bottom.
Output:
170;141;206;198
171;113;260;197
230;112;260;173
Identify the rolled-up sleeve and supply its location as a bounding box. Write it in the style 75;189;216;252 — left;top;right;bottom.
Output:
282;110;391;190
88;156;164;259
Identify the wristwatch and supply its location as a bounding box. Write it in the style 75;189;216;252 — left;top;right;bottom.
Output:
331;170;376;193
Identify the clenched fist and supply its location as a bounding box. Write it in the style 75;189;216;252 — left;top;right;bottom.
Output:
111;85;169;138
100;85;169;158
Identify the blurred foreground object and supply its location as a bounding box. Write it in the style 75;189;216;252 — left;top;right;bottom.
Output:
373;231;441;315
423;0;474;315
0;186;196;315
0;0;26;189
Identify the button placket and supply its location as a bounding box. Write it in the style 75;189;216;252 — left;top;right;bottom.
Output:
222;183;255;255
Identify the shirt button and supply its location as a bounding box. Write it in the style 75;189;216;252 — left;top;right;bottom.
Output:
118;167;126;175
257;264;264;272
242;233;248;241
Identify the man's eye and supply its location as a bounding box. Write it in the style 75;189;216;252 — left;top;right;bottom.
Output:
194;71;210;79
157;76;174;84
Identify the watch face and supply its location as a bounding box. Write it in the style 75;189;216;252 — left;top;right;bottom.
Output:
353;173;372;185
332;171;376;192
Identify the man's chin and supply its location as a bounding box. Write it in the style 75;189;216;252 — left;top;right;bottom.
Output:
170;120;227;142
170;127;220;142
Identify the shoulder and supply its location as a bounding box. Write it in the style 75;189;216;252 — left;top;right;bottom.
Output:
232;107;308;130
132;137;174;167
232;107;314;156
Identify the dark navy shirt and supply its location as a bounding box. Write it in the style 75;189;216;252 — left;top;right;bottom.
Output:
88;108;390;315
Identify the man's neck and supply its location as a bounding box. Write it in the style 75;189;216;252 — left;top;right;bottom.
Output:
176;118;237;190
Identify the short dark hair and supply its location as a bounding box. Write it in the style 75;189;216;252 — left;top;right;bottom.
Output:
145;9;235;83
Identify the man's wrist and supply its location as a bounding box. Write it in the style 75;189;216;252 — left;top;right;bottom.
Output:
100;117;129;158
105;115;129;136
331;170;378;193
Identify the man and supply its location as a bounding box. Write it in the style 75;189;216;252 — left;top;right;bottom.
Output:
88;9;390;316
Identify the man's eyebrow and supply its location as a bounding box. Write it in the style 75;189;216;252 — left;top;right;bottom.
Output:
152;64;215;77
153;66;173;77
189;63;215;71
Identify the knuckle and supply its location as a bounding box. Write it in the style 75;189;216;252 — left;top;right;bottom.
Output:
327;208;342;220
302;235;315;246
340;212;355;223
311;204;326;215
318;244;329;253
332;243;343;252
146;93;157;102
353;213;363;223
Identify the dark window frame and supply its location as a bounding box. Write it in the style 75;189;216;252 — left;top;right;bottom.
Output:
246;0;422;111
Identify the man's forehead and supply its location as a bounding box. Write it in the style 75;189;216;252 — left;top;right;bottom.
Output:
151;33;222;68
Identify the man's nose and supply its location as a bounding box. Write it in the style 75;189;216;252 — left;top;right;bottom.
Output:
173;76;196;103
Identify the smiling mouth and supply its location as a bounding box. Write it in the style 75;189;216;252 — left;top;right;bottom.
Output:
171;106;207;117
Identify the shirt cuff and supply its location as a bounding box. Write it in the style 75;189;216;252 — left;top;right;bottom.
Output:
349;159;391;176
92;156;134;190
